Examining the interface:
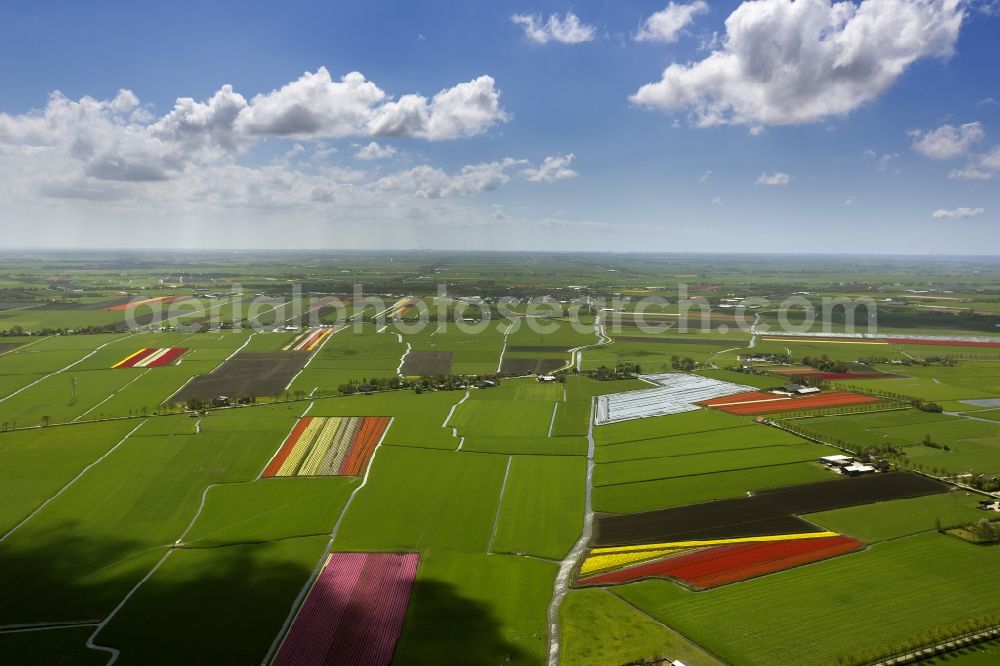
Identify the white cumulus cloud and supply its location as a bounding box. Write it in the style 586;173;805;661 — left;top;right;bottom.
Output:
635;1;709;43
355;141;397;160
521;153;578;182
910;122;985;159
631;0;965;127
376;158;527;198
756;171;791;185
949;146;1000;180
931;207;985;219
511;12;596;44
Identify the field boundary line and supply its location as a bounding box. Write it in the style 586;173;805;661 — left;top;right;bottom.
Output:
0;331;141;405
548;402;559;437
72;368;152;422
592;458;822;489
261;416;395;666
0;419;148;543
296;324;345;377
487;455;513;554
255;401;316;480
0;621;99;634
164;329;260;402
85;476;244;664
597;423;758;448
0;335;50;357
600;440;822;465
546;398;597;666
0;302;43;313
605;589;730;666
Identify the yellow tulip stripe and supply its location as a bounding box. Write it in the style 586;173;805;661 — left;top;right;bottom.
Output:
590;531;840;557
580;547;690;576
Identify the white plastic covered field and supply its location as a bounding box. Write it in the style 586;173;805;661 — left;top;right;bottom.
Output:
594;373;754;424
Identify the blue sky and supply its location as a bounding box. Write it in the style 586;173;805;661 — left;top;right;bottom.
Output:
0;0;997;252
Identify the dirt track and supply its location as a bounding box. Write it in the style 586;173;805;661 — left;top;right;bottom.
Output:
591;472;948;547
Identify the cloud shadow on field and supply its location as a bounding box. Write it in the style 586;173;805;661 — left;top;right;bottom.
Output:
0;524;525;665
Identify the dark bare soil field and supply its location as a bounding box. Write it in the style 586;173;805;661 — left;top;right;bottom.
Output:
0;342;22;353
506;345;571;353
501;357;565;375
171;352;309;402
591;472;948;547
401;350;453;375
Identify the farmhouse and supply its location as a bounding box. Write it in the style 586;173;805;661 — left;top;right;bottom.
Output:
537;375;557;383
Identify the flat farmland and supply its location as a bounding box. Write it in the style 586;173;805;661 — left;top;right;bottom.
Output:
560;588;720;666
806;491;985;542
595;408;753;446
393;551;555;665
595;425;809;463
313;390;459;450
593;441;834;487
491;455;586;559
615;533;1000;665
451;399;555;438
460;435;588;456
332;446;507;552
406;323;506;375
98;536;331;665
593;472;946;546
592;462;834;514
401;349;453;375
288;324;402;392
0;407;295;623
172;352;309;402
0;419;141;533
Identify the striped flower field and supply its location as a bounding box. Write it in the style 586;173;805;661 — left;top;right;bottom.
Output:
263;416;390;477
112;347;188;368
272;552;419;666
578;533;863;588
283;328;335;352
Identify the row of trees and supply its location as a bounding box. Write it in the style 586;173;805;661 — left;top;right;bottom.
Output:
587;363;641;381
833;613;1000;665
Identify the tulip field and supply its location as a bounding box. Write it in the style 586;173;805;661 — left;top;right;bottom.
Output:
272;552;419;666
3;254;1000;666
263;416;391;477
579;534;863;588
112;347;188;368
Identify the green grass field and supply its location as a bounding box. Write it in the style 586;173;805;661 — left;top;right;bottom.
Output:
616;533;1000;665
491;455;586;559
2;253;1000;665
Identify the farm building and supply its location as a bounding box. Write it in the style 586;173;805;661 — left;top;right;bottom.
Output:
537;375;557;382
842;463;876;476
820;454;854;469
774;384;822;396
